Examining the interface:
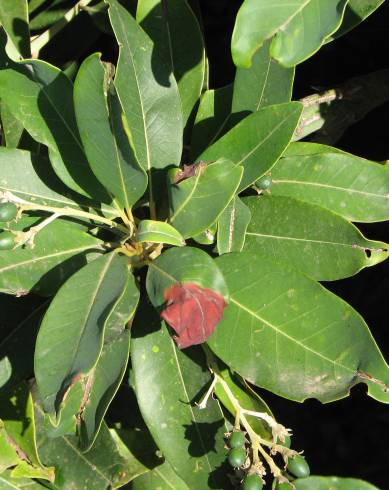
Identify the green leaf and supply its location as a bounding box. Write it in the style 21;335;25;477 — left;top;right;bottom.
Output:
132;461;190;490
0;148;82;210
270;0;349;67
190;85;232;160
0;471;45;489
214;365;272;439
168;159;243;239
33;388;143;489
208;251;389;403
34;252;128;415
147;246;229;308
0;383;54;481
0;0;30;58
78;275;139;450
137;220;185;247
0;51;110;200
243;195;388;280
137;0;205;124
271;151;389;222
331;0;385;39
0;300;47;390
231;0;310;68
294;476;380;490
74;53;147;211
199;103;302;192
106;0;183;207
233;39;294;113
0;218;103;296
131;299;230;489
0;103;39;151
217;196;251;254
190;42;294;161
0;420;20;472
285;141;346;157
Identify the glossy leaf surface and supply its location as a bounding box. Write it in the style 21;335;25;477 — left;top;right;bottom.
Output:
106;0;183;176
131;299;229;489
147;246;229;308
271;151;389;222
34;253;128;414
74;54;147;210
137;0;205;124
243;195;388;280
0;0;30;58
231;0;310;67
0;218;103;296
332;0;385;38
199;103;302;191
270;0;349;67
137;220;185;247
217;196;251;254
0;52;109;200
208;251;389;403
132;461;189;489
168;159;243;238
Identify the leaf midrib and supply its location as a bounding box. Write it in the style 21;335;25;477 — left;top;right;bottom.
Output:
230;296;354;375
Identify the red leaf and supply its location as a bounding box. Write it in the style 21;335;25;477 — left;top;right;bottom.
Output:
160;282;227;349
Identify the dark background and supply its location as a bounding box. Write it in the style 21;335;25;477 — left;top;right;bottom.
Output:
198;1;389;487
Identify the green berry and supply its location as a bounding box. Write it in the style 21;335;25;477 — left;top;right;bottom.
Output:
279;434;291;448
276;483;293;490
287;455;310;478
255;175;272;190
227;447;246;468
241;473;263;490
229;431;246;448
0;231;15;250
0;202;18;222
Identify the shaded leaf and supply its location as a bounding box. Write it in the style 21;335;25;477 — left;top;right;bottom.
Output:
131;299;230;489
0;218;103;296
34;253;128;415
199;103;302;192
168;159;243;238
271;148;389;223
243;195;388;281
331;0;385;39
0;45;109;200
79;275;140;450
137;220;185;247
161;283;226;349
233;38;295;113
208;251;389;403
106;0;183;208
270;0;349;67
0;471;45;489
190;85;232;160
132;461;189;490
0;0;30;58
217;196;251;254
74;53;147;210
0;383;54;481
33;387;142;489
137;0;205;124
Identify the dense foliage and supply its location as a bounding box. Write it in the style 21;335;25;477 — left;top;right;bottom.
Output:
0;1;388;489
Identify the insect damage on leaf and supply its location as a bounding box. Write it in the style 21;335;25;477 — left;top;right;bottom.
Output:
173;162;206;184
161;282;227;349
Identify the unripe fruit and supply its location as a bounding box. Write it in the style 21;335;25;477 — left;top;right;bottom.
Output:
227;447;246;468
229;431;246;448
287;455;310;478
0;202;17;222
255;175;272;190
241;473;263;490
279;434;291;448
276;483;293;489
0;231;15;250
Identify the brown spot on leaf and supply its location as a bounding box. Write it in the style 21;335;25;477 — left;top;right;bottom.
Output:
160;282;226;349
